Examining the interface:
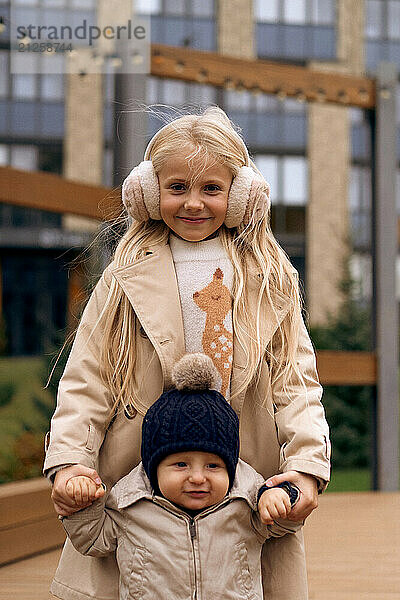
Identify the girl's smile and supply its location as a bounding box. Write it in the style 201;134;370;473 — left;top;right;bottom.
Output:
158;153;233;241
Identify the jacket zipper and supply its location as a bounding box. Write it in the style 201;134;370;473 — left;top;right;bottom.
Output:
189;518;197;600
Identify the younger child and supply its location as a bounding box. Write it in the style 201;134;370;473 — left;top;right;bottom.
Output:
62;355;301;600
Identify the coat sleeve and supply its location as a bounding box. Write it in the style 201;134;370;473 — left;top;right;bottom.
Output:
62;498;119;557
271;313;331;490
43;269;114;474
251;511;302;542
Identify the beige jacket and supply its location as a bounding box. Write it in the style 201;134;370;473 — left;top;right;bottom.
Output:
44;240;330;600
63;460;301;600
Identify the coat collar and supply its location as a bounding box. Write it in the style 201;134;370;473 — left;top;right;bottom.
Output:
111;241;185;390
111;240;292;415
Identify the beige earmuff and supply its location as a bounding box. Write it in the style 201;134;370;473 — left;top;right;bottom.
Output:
122;124;270;228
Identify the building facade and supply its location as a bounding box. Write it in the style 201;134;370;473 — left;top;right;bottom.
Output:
0;0;398;353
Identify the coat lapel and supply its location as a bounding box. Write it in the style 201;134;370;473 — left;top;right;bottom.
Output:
111;242;185;389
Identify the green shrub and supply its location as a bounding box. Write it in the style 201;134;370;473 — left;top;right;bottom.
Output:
0;382;15;408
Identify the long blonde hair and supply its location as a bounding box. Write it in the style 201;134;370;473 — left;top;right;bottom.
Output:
100;107;305;413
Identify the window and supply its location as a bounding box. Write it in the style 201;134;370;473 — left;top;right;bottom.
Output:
365;0;383;38
254;0;279;22
365;0;400;40
224;89;252;112
225;89;306;115
254;0;334;25
71;0;95;8
12;74;37;99
255;154;308;206
187;82;215;105
349;166;372;249
282;157;307;205
41;72;64;100
192;0;214;18
254;155;278;201
41;0;66;6
165;0;185;16
162;79;186;105
0;51;9;98
388;1;400;40
103;147;114;187
0;144;9;165
350;254;372;302
11;145;39;170
284;0;306;25
134;0;161;15
311;0;335;25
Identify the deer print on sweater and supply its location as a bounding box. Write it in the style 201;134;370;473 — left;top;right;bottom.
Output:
193;268;233;397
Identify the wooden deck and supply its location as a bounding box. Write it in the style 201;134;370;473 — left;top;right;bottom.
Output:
0;491;399;600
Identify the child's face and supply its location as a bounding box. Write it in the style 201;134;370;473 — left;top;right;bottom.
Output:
158;153;233;242
156;450;230;511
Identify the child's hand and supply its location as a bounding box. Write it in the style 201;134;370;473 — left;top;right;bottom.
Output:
66;476;105;507
258;487;291;525
264;471;317;521
52;464;103;516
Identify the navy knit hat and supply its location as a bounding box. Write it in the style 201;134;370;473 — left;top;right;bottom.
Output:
141;354;239;492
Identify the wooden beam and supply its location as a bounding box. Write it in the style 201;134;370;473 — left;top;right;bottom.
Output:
151;44;376;109
0;478;65;565
316;350;377;386
0;166;120;221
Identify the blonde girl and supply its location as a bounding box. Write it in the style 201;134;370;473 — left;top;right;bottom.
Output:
45;106;330;600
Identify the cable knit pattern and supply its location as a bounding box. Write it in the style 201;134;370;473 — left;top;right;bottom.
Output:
169;234;234;399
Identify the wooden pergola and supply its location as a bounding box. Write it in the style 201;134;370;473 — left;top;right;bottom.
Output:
0;44;397;490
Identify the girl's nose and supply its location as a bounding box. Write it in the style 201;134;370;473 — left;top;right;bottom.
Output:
184;191;204;211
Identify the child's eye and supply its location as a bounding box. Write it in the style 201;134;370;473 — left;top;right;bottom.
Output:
207;463;221;469
204;184;220;193
175;462;187;468
170;183;186;192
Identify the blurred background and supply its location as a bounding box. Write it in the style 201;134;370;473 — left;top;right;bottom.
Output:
0;0;398;495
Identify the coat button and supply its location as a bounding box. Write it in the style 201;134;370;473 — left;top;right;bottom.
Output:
124;404;137;420
139;326;148;338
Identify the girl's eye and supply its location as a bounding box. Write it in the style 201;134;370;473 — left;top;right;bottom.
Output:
175;462;187;468
204;184;220;193
207;463;220;469
170;183;186;192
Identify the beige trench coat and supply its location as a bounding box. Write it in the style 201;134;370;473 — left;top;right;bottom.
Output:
44;240;330;600
62;460;301;600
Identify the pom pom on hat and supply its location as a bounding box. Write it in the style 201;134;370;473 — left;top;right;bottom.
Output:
172;353;218;390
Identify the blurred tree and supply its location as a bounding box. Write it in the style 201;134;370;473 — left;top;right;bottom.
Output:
309;262;372;469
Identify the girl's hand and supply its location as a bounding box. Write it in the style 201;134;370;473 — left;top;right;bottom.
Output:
66;476;105;507
51;464;103;517
264;471;318;522
258;487;291;525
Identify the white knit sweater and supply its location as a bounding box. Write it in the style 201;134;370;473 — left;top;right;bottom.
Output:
169;234;234;399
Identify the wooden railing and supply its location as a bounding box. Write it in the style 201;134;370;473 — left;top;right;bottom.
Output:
0;478;65;566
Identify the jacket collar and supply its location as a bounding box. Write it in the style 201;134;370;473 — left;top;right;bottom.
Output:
111;241;185;390
111;239;292;415
114;459;264;513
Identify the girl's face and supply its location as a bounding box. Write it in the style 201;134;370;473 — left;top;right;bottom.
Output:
158;153;233;242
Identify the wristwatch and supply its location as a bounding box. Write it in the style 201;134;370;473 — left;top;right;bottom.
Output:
257;481;300;507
